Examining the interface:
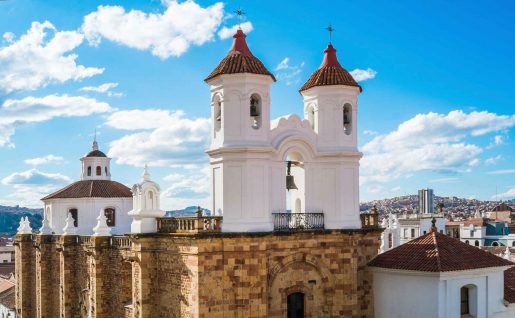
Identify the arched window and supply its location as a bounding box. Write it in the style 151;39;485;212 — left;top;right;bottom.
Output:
475;240;479;246
388;233;393;248
492;241;499;246
104;208;115;227
461;285;477;316
461;286;469;315
465;240;469;245
105;167;108;175
148;191;154;209
512;241;515;247
307;105;316;130
96;166;101;176
411;228;415;238
287;292;304;318
213;96;222;133
250;94;261;129
343;103;352;135
87;166;92;176
69;208;78;227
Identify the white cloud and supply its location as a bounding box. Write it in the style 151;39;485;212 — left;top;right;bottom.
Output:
218;22;253;40
495;187;515;200
488;169;515;175
494;135;505;145
82;1;224;59
350;68;377;82
0;21;103;93
275;57;304;86
428;177;461;183
363;130;378;136
485;155;502;165
2;168;70;185
80;82;118;93
105;109;210;167
24;155;64;166
0;94;112;147
3;32;14;43
161;166;211;210
391;186;401;192
361;110;515;184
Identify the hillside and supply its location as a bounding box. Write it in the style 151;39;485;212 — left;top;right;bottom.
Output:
0;205;43;236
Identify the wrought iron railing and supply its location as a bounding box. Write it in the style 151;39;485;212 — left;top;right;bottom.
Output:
272;213;324;232
157;216;223;233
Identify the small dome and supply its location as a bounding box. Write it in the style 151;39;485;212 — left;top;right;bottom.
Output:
300;44;361;92
205;29;275;82
85;149;107;157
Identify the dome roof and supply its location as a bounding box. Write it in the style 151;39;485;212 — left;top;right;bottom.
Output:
85;149;107;157
300;44;361;92
205;29;275;82
41;180;132;200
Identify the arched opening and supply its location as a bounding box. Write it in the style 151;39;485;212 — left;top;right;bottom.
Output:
105;167;108;175
250;94;262;129
492;241;499;246
213;95;222;134
285;152;305;215
343;103;352;135
460;285;478;317
96;166;101;176
465;240;469;245
512;241;515;247
388;233;393;248
287;292;304;318
69;208;78;227
104;208;115;227
306;105;316;130
120;261;133;317
87;166;91;176
147;191;154;210
474;240;479;247
411;228;415;238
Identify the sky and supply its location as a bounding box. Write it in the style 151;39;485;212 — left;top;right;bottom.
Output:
0;0;514;209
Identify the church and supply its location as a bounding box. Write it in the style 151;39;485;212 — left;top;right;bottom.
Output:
15;27;515;318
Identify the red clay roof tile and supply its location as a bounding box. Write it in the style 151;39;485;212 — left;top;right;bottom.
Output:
41;180;132;200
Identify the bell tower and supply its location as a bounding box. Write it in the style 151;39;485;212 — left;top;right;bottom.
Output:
80;140;111;181
205;29;276;232
299;43;361;151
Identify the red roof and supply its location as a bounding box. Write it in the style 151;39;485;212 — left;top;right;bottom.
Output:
42;180;132;200
205;29;275;82
368;230;514;272
299;44;361;92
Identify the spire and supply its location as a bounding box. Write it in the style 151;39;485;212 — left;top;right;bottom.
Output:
92;128;99;151
229;29;252;56
320;44;342;68
142;164;150;181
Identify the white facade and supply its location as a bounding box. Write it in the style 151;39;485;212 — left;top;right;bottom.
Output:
381;213;445;252
0;246;14;263
206;51;362;232
372;267;515;318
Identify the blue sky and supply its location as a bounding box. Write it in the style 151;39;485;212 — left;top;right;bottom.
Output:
0;0;514;209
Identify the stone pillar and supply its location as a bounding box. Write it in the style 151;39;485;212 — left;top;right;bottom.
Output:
36;235;60;318
59;235;80;318
90;236;112;318
132;237;154;318
15;234;37;318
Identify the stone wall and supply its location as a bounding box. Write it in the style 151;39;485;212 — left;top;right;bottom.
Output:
16;229;380;318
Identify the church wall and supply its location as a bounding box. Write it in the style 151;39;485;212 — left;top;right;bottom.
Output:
15;234;37;318
35;235;60;318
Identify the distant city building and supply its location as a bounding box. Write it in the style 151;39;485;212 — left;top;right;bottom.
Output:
418;188;434;214
0;246;14;264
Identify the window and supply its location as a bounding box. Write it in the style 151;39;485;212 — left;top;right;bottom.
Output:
148;191;154;209
104;208;115;227
105;167;108;175
250;94;261;129
96;166;101;176
465;240;469;245
512;241;515;247
411;229;415;238
69;208;78;227
388;233;392;248
343;103;352;135
213;97;222;133
492;242;499;247
87;166;91;176
287;292;304;318
423;231;427;235
403;228;408;238
461;287;469;315
475;240;479;246
470;230;474;237
307;105;316;130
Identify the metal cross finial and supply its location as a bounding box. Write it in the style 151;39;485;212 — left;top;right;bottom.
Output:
94;128;97;142
326;24;335;44
235;7;245;29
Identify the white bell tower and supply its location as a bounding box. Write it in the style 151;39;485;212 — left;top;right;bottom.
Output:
80;140;112;180
205;29;276;232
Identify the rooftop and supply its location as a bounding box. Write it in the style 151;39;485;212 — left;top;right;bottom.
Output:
368;229;513;272
42;180;132;200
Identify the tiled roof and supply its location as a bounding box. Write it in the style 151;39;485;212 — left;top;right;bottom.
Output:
0;264;14;277
492;202;514;212
0;287;15;310
205;29;275;82
368;230;514;272
85;149;107;157
505;267;515;303
299;44;361;92
41;180;132;200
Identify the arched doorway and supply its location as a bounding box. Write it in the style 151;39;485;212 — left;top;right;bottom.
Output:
460;285;477;317
287;292;304;318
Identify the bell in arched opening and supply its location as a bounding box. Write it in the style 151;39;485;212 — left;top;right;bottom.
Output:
286;161;298;191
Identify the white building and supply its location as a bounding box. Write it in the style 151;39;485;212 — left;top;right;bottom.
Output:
40;141;133;235
205;29;362;232
380;212;445;253
0;246;14;264
370;223;515;318
418;188;434;214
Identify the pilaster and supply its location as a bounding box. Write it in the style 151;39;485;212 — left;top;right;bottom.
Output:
35;235;60;318
15;234;37;318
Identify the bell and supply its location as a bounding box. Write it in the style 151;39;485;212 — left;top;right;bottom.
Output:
286;161;298;191
250;104;259;117
286;175;298;191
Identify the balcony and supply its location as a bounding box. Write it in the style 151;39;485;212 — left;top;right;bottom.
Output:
157;216;223;233
272;213;325;232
